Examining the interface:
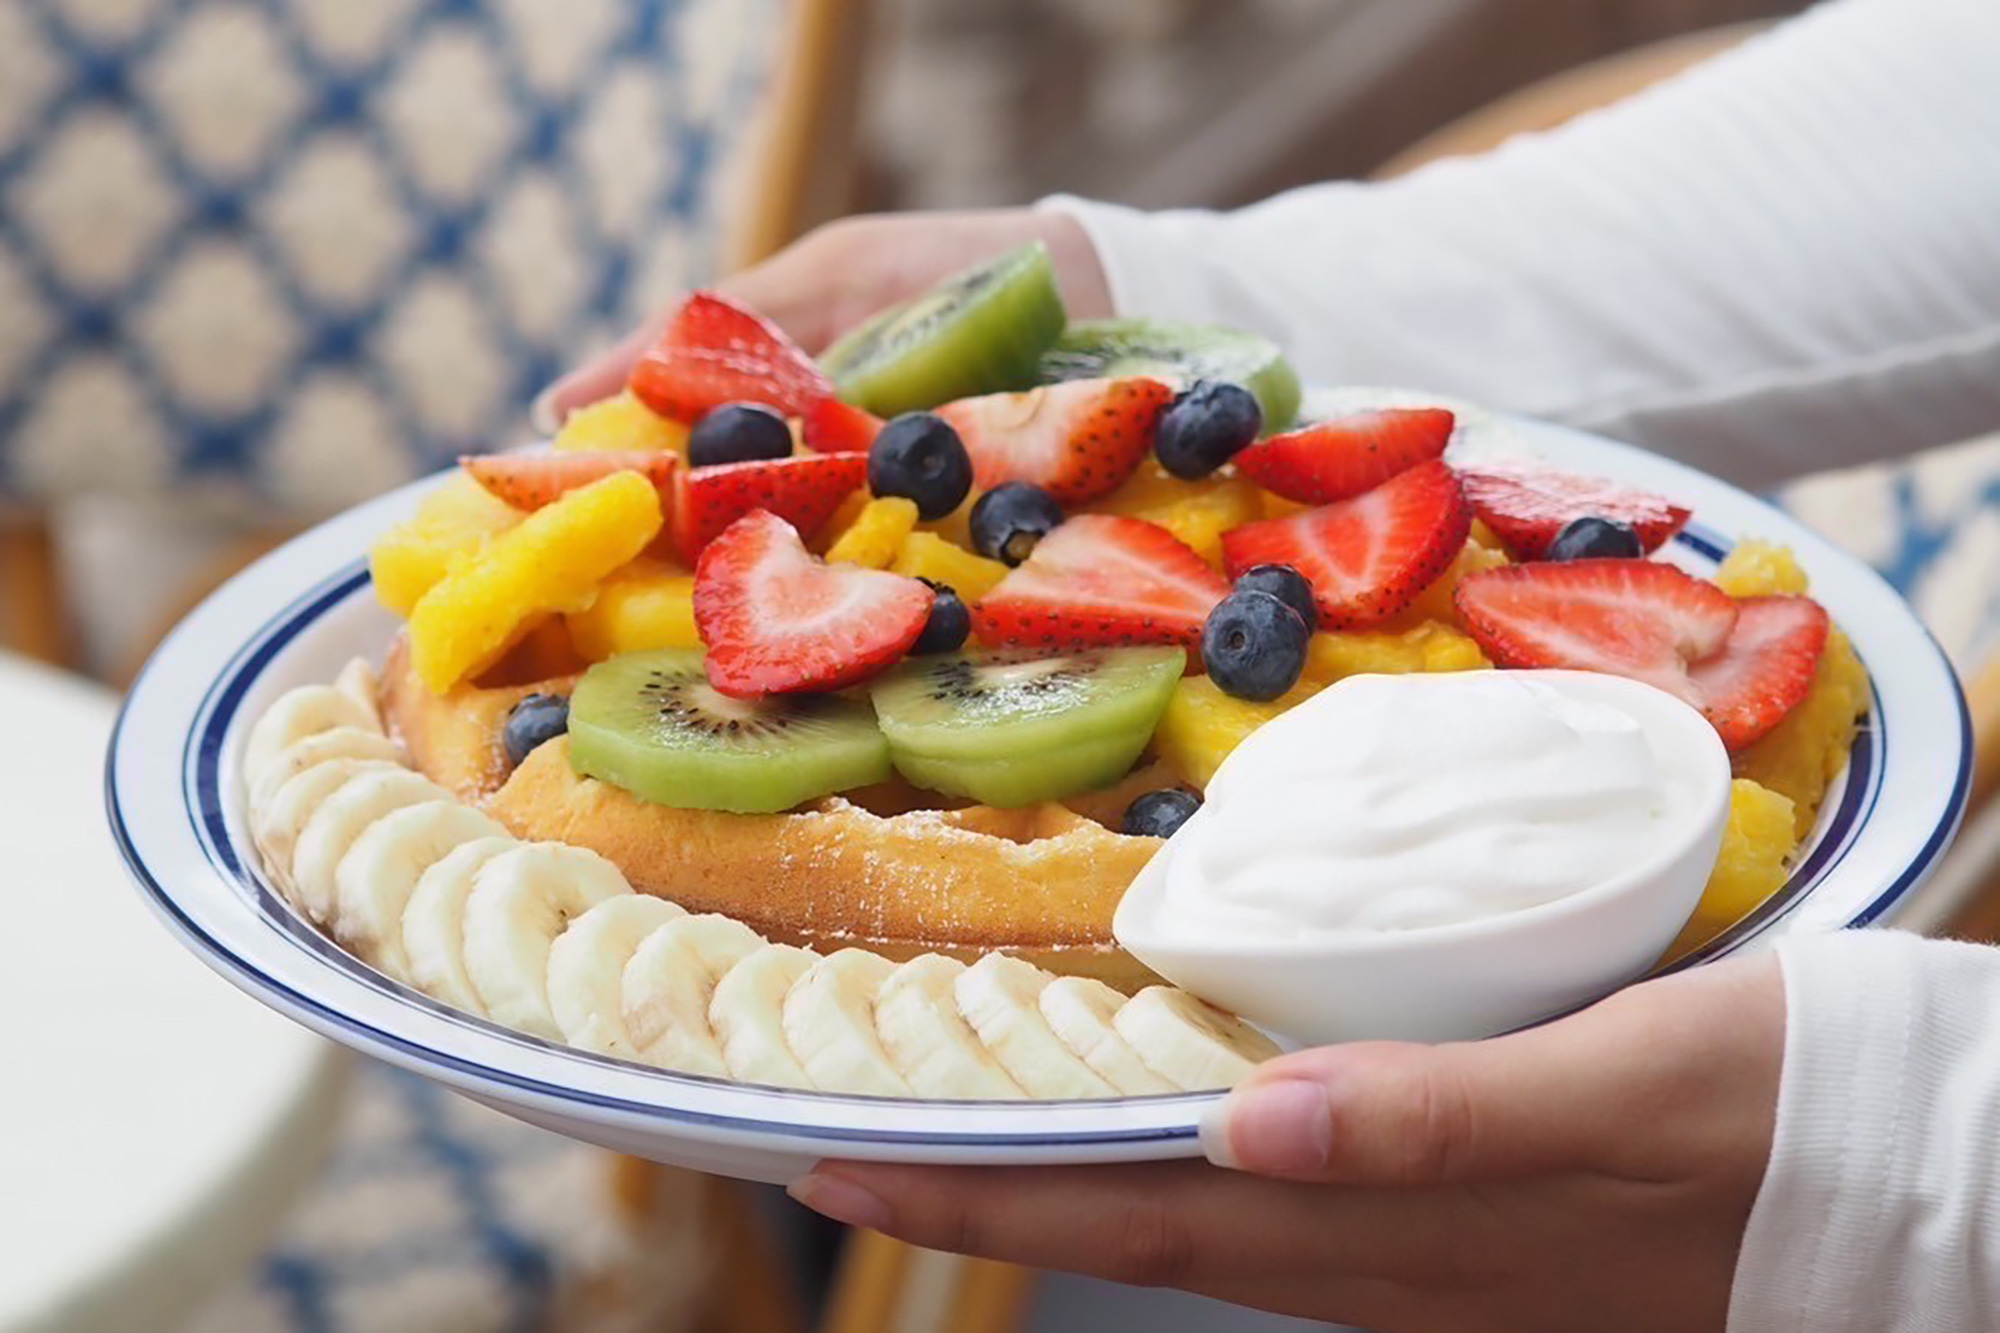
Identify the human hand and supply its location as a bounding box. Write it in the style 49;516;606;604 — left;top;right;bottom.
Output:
535;208;1111;429
788;955;1785;1333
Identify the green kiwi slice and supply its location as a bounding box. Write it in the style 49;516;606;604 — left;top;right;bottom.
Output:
819;242;1067;416
869;647;1184;807
1038;317;1301;431
569;650;889;814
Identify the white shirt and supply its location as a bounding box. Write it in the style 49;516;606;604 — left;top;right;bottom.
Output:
1044;0;2000;1325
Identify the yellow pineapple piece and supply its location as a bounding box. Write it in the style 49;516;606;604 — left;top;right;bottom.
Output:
1387;534;1511;630
1152;675;1316;790
891;531;1009;601
811;486;873;554
409;472;664;692
1733;629;1869;837
1299;623;1490;686
1258;489;1311;521
371;473;524;616
825;497;920;569
919;490;981;552
554;390;690;456
1664;779;1799;960
1713;540;1811;596
1098;462;1262;566
566;558;700;660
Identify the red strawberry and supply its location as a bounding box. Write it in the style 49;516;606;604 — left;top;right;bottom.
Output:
694;510;933;697
628;291;833;423
1689;595;1829;749
460;450;678;510
801;397;883;454
1220;460;1471;629
936;376;1171;506
1458;462;1692;559
971;514;1228;652
1453;560;1739;700
672;452;866;561
1234;408;1455;503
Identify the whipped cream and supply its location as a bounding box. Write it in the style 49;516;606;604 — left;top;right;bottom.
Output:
1136;670;1718;940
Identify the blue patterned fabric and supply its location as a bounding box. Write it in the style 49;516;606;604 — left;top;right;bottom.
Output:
0;0;778;517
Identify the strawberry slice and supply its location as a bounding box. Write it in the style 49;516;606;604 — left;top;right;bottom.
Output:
971;514;1228;652
672;452;866;561
694;510;933;697
1453;560;1739;700
1458;461;1692;559
936;376;1171;506
460;450;678;511
1689;595;1829;749
629;291;833;423
801;397;883;454
1234;408;1455;503
1220;460;1471;629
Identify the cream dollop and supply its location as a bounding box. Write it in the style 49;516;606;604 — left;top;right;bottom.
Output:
1142;670;1718;939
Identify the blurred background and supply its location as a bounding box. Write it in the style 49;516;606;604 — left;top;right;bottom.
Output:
2;2;1993;1332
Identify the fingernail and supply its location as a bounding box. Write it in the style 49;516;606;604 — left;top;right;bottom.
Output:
1200;1079;1330;1174
787;1172;891;1231
529;385;565;437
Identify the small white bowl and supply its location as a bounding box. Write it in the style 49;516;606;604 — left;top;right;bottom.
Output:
1115;672;1734;1045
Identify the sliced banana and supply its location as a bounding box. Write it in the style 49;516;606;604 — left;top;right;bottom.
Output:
290;769;450;924
1040;976;1178;1094
253;758;407;901
461;843;633;1040
955;955;1117;1098
709;945;819;1090
784;949;912;1097
332;658;384;730
251;727;403;807
622;914;765;1074
547;895;688;1059
1115;986;1281;1091
876;955;1025;1099
242;680;383;790
402;835;519;1015
332;800;509;981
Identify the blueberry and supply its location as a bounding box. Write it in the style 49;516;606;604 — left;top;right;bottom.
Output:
1548;516;1644;561
689;402;792;468
969;481;1065;565
1122;788;1202;839
1154;380;1263;480
868;413;974;521
1202;590;1310;701
503;692;570;766
1233;563;1319;631
911;580;971;654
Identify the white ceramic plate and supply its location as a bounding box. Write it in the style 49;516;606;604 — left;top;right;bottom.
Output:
107;398;1972;1183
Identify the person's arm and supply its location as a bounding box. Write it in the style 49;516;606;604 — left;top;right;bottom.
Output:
1045;0;2000;489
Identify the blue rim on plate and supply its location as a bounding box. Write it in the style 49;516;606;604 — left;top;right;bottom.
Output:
103;408;1974;1161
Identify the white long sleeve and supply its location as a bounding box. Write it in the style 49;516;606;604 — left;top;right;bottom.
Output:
1045;0;2000;490
1730;930;2000;1332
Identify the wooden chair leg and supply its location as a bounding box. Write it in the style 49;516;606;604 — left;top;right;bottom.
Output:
607;1156;810;1333
822;1229;1037;1333
0;517;72;667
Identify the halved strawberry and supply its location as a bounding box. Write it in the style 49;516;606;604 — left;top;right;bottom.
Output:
628;291;833;423
1458;462;1692;559
461;450;678;511
694;510;933;697
1220;460;1471;629
801;397;883;454
1453;560;1739;700
1234;408;1455;504
1689;595;1829;749
672;452;867;561
971;514;1228;652
936;376;1171;506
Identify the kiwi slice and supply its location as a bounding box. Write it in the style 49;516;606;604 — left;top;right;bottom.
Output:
869;647;1184;807
569;649;889;814
819;242;1067;416
1038;317;1301;431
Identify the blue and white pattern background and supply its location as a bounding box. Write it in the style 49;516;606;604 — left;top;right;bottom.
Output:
0;0;779;518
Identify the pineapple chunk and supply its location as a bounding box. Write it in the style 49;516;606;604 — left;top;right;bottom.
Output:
1300;624;1490;686
554;390;690;455
812;486;873;554
408;472;664;692
1152;675;1315;789
826;497;920;569
566;558;700;660
919;490;981;553
1097;463;1263;567
1664;778;1799;960
1714;540;1811;596
371;473;523;616
1733;628;1869;837
1386;534;1511;630
891;532;1009;601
